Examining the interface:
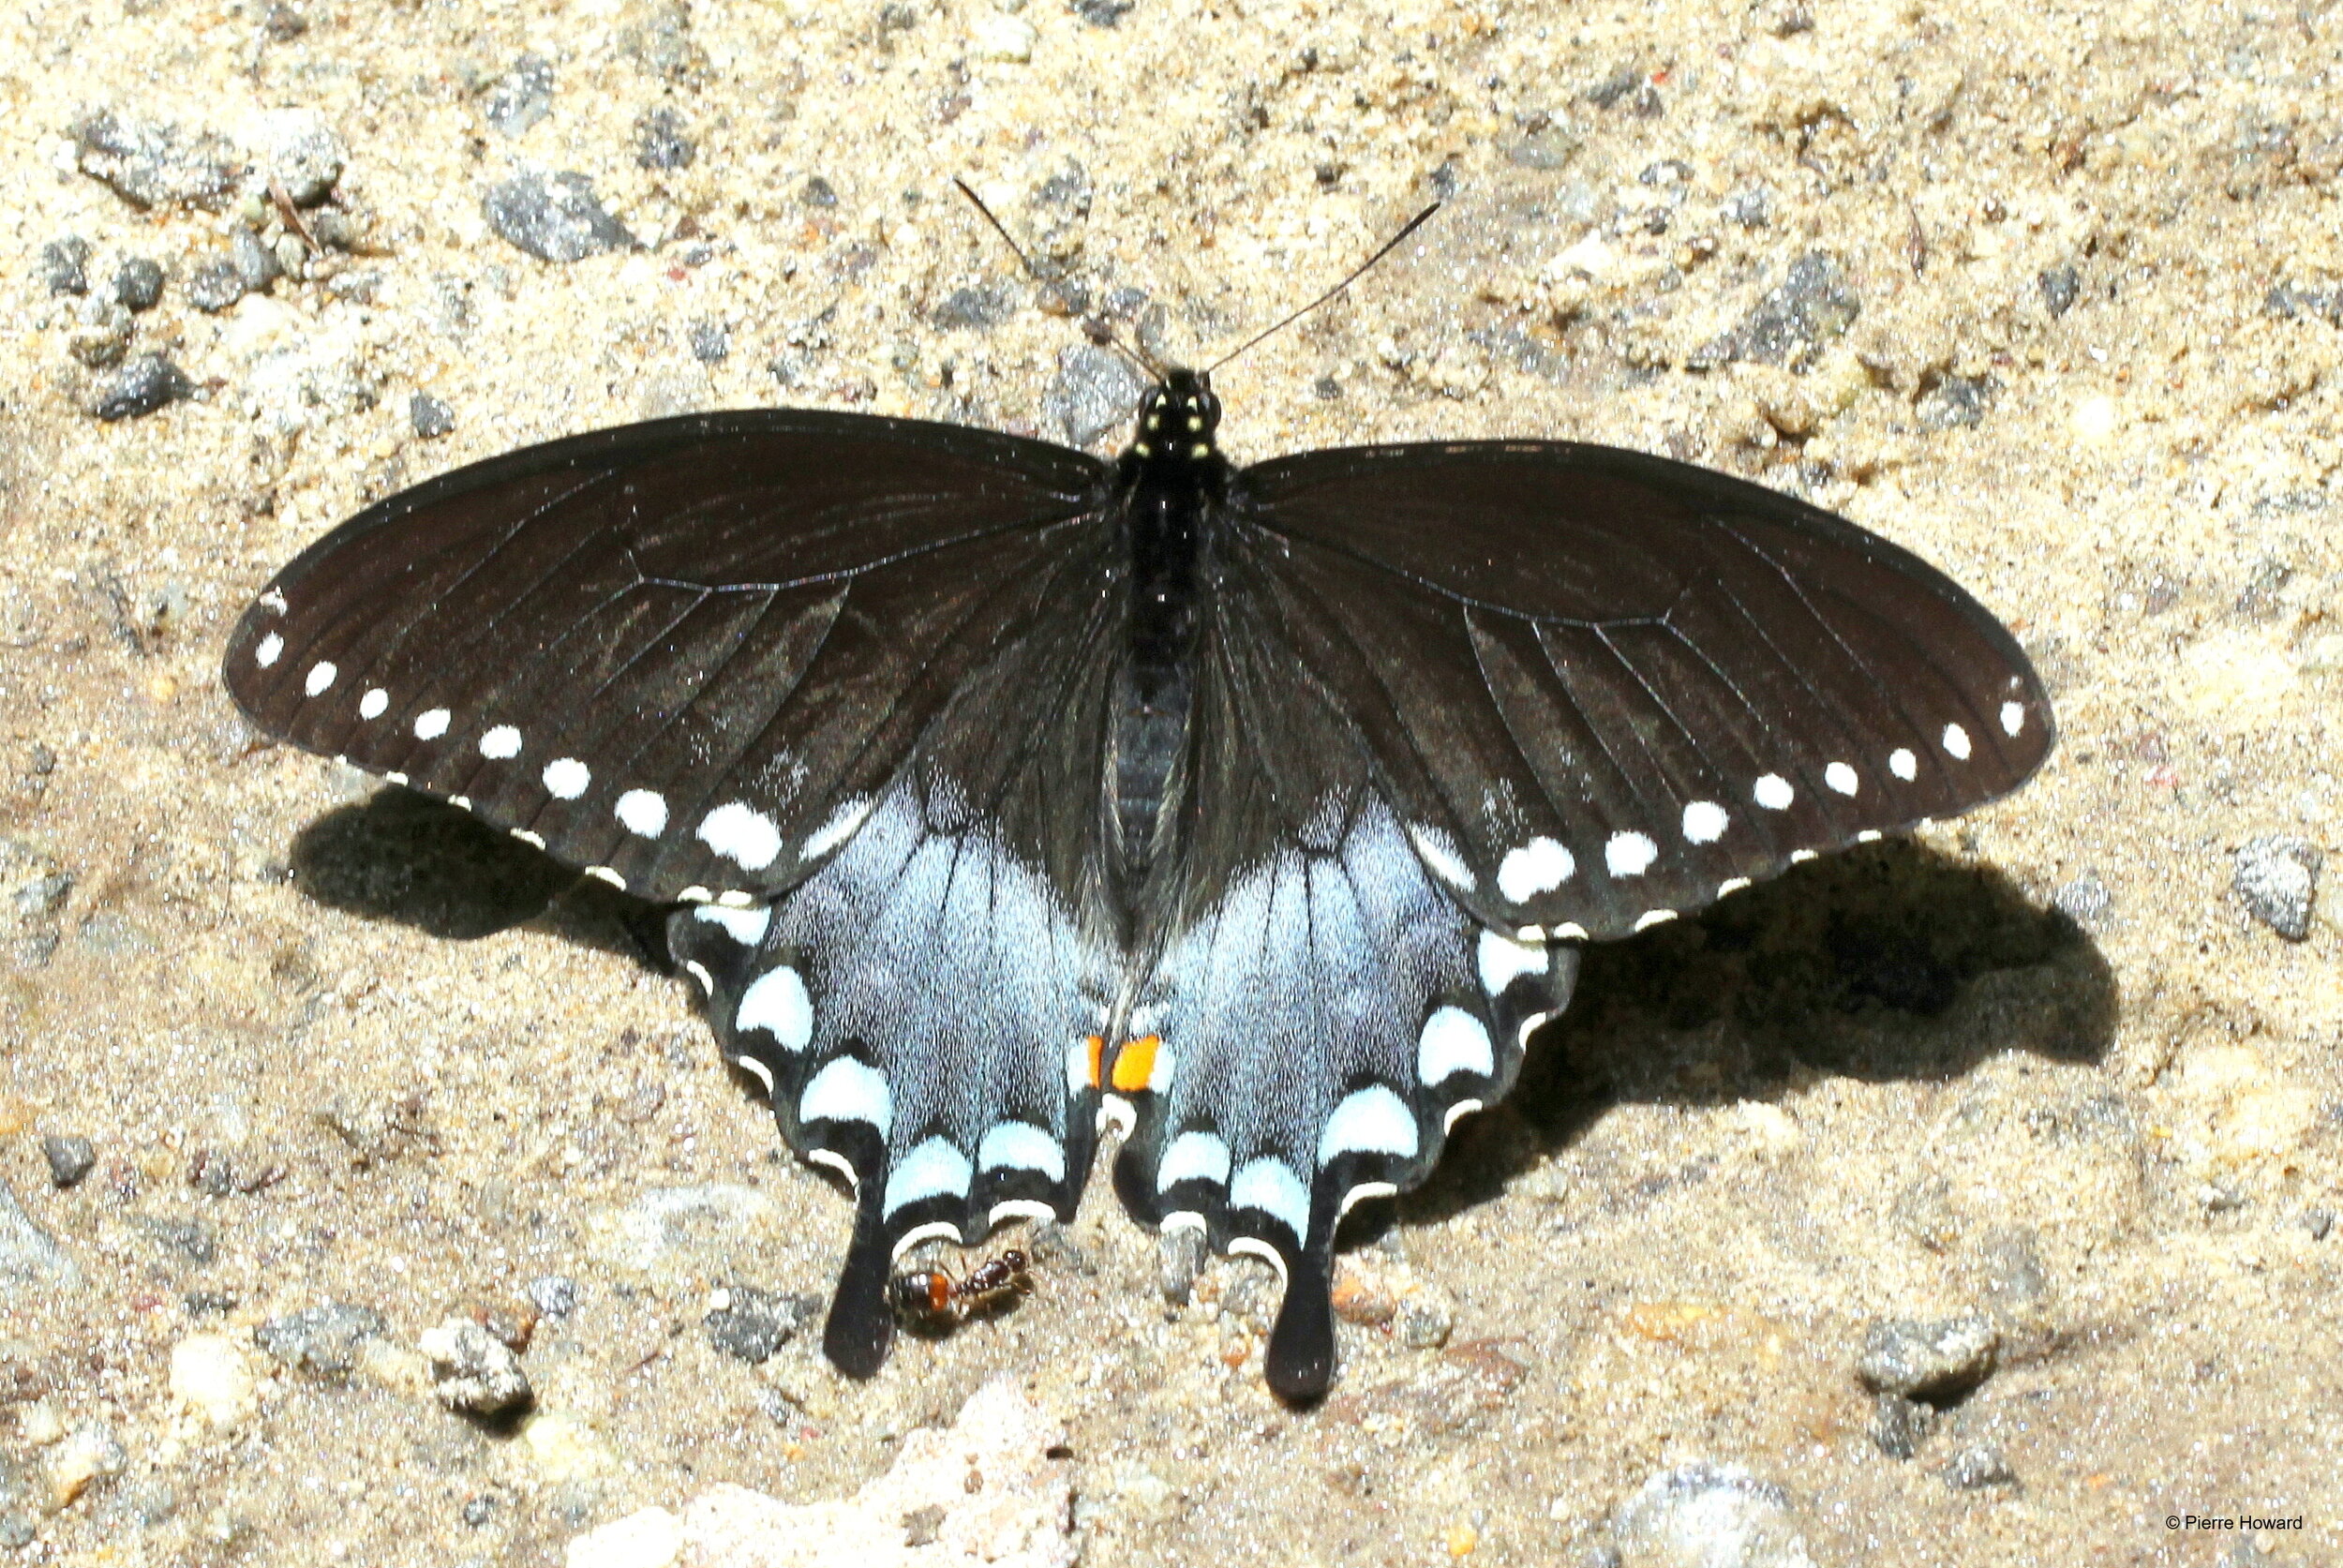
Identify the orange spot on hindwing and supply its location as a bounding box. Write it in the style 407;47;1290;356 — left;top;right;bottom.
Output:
1110;1034;1160;1094
1083;1035;1106;1090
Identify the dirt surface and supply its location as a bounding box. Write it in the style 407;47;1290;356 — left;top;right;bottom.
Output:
2;0;2338;1564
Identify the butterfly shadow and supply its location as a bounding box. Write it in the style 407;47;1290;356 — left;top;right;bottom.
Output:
286;786;678;972
1379;837;2119;1236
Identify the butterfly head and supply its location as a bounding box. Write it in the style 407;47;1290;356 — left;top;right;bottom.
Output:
1131;368;1222;467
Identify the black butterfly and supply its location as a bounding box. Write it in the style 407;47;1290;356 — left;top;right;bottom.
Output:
222;359;2052;1400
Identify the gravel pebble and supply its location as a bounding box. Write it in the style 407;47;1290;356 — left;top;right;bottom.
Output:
40;1424;125;1512
37;237;91;296
1612;1461;1816;1568
1917;372;1995;431
187;256;246;313
1395;1288;1455;1350
2052;873;2111;925
112;257;164;312
525;1274;578;1317
1693;250;1859;368
0;1182;76;1286
1940;1444;2018;1490
249;107;346;205
1044;341;1147;447
1157;1226;1205;1306
634;107;694;170
1868;1394;1938;1459
800;175;838;207
419;1320;533;1415
409;392;455;439
94;354;193;421
933;284;1013;330
2231;834;2321;941
1856;1314;1998;1403
71;110;238;211
255;1303;388;1375
169;1336;257;1428
687;320;730;363
39;1137;94;1190
2039;264;2082;316
703;1284;817;1365
483;171;636;262
485;54;556;137
1074;0;1135;23
231;228;281;292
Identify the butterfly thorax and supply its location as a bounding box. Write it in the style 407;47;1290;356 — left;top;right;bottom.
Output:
1112;369;1228;873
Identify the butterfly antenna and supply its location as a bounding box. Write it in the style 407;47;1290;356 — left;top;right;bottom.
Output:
952;177;1162;381
1205;201;1442;377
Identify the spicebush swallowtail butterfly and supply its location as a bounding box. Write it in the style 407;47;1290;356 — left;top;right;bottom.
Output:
224;300;2051;1401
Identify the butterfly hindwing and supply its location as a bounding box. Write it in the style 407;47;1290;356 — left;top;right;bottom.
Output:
1109;575;1577;1398
1233;441;2053;941
224;413;1109;905
669;558;1126;1374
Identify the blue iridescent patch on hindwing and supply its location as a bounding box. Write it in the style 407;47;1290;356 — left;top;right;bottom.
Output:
668;774;1111;1378
1108;791;1579;1398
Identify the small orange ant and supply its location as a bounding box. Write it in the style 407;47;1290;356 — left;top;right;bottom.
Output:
889;1248;1033;1323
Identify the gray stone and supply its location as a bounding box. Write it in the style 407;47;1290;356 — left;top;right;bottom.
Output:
1395;1290;1455;1351
933;285;1013;330
255;1303;387;1375
41;1138;94;1190
688;320;730;363
112;257;164;312
66;299;133;368
2232;834;2320;941
1940;1444;2017;1490
1044;342;1147;448
1917;372;1995;430
71;111;238;211
2038;264;2081;316
1157;1226;1204;1307
801;175;838;207
1693;251;1859;368
250;108;346;205
483;172;635;263
635;108;694;171
1073;0;1134;24
1856;1313;1998;1402
1723;186;1772;228
134;1216;215;1265
92;354;193;422
703;1284;816;1365
419;1320;533;1416
1868;1394;1937;1459
37;237;91;296
187;257;245;313
525;1274;577;1317
485;54;556;138
0;1182;76;1289
409;392;455;439
230;228;280;293
1612;1461;1817;1568
2052;874;2110;925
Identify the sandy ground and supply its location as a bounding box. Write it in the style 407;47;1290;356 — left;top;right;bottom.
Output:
1;0;2338;1563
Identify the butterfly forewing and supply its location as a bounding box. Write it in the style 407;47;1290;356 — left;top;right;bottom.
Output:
225;413;1109;903
1232;442;2052;939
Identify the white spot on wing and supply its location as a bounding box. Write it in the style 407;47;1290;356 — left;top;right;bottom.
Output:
1497;836;1574;902
691;903;771;946
729;1053;775;1094
616;788;668;838
511;829;545;849
1825;761;1859;796
305;661;336;696
977;1122;1065;1182
1406;823;1476;891
1634;908;1677;931
1942;723;1973;760
1476;929;1550;995
889;1219;965;1260
255;633;283;668
736;964;812;1051
1228;1236;1289;1286
1754;773;1794;810
479;725;521;759
802;797;873;861
413;708;450;740
1230;1158;1310;1240
699;801;783;871
359;689;388;720
1681;800;1729;844
1418;1006;1494;1086
1718;876;1751;897
883;1137;973;1217
1317;1085;1420;1167
1605;830;1658;878
683;960;714;994
798;1057;891;1138
1442;1098;1485;1133
990;1199;1057;1228
2001;700;2025;737
1156;1130;1231;1192
258;589;289;615
585;866;625;889
1889;747;1918;781
1337;1181;1399;1220
543;757;590;799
